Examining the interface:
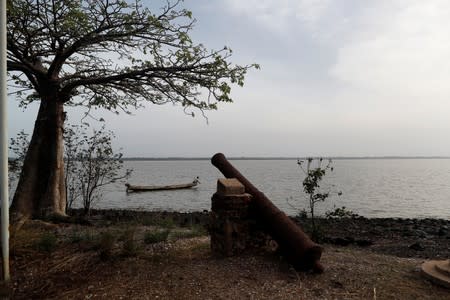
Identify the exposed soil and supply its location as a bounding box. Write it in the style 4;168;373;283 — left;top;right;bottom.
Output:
4;211;450;299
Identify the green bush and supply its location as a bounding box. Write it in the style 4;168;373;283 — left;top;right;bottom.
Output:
97;231;116;260
144;229;171;244
68;230;98;249
325;206;359;219
68;231;83;244
37;232;58;253
171;225;207;239
121;228;139;256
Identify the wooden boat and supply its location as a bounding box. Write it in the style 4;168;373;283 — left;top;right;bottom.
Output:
125;177;199;192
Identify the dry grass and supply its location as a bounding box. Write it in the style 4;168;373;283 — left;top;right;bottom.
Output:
7;221;450;300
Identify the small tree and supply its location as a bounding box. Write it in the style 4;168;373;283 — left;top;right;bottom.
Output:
63;124;84;211
10;125;130;215
68;125;131;215
297;158;338;238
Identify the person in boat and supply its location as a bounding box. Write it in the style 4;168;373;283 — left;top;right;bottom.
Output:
193;176;200;185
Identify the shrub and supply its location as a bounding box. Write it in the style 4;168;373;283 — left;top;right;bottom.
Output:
297;158;341;241
97;232;116;260
299;158;331;222
142;216;175;229
325;206;359;219
171;225;207;239
121;228;139;256
144;229;171;244
37;232;57;253
68;231;83;244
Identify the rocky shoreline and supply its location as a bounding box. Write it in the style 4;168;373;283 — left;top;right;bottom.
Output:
295;216;450;259
69;208;449;259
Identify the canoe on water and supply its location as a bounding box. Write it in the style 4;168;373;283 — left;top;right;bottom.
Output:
125;177;200;192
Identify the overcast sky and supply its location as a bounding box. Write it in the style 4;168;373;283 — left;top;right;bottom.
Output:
8;0;450;157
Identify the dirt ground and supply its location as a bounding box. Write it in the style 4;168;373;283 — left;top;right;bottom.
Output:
5;219;450;300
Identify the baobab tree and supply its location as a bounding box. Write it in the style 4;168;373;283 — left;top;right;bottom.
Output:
7;0;257;221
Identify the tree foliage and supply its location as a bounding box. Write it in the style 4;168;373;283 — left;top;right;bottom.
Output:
7;0;258;114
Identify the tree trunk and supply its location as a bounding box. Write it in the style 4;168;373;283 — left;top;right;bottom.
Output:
10;96;66;221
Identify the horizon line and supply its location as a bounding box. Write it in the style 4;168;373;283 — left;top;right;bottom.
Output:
122;155;450;161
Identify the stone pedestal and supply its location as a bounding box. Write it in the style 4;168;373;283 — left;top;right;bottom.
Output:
421;259;450;289
209;178;253;256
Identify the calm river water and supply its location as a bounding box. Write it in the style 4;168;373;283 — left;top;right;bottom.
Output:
93;158;450;219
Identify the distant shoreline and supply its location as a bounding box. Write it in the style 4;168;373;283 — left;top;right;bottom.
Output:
9;156;450;161
122;156;450;161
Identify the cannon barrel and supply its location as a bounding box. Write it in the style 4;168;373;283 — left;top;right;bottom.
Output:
211;153;323;272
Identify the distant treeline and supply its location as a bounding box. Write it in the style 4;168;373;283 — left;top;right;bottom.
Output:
9;156;450;162
122;156;450;161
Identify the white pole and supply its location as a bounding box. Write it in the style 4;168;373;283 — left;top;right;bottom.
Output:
0;0;10;282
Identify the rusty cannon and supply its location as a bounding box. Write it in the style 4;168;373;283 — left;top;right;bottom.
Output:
211;153;324;273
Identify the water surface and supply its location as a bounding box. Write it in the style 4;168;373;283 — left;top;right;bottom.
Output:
91;159;450;219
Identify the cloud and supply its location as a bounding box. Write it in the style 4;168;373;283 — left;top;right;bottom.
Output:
224;0;331;33
330;0;450;98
